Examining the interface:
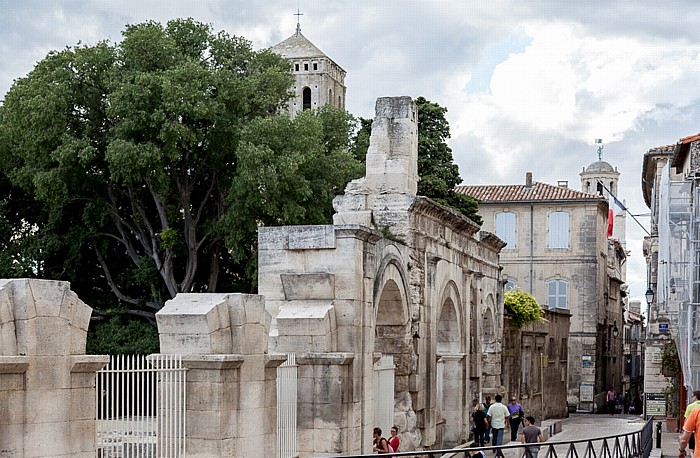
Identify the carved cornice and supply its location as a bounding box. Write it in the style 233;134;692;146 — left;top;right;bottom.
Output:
479;231;507;251
410;196;480;236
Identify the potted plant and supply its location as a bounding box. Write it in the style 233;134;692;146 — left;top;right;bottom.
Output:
660;340;681;432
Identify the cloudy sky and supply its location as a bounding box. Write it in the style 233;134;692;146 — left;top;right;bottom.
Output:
3;1;700;303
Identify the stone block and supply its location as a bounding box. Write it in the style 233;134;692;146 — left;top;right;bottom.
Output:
0;389;24;425
30;279;67;318
156;293;230;336
288;225;336;249
281;273;336;300
3;279;37;320
25;356;71;390
333;210;373;226
0;287;15;325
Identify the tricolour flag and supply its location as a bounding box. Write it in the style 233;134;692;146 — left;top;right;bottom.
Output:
607;191;625;237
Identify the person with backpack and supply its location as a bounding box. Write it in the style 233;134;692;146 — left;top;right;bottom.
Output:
372;427;393;454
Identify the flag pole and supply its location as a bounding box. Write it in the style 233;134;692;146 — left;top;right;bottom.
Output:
596;180;651;237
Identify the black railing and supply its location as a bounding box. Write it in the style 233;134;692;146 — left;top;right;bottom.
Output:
325;418;654;458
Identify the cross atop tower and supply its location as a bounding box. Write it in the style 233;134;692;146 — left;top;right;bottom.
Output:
294;9;304;34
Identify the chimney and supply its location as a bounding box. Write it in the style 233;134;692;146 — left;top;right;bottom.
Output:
525;172;533;188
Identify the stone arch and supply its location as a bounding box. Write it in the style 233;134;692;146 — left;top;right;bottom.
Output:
436;281;462;354
482;294;497;347
373;256;412;437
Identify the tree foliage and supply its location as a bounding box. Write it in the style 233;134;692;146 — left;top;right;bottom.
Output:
503;289;544;328
0;19;362;328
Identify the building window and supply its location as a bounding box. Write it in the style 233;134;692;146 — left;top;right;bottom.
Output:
313;62;318;70
338;95;342;107
547;279;568;308
495;212;516;248
302;87;311;110
548;211;569;248
304;63;309;71
294;63;299;71
504;280;516;291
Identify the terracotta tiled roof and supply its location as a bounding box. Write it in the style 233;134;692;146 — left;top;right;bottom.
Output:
680;132;700;144
456;182;603;203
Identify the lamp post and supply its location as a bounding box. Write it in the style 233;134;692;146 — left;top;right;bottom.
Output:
613;321;619;338
645;288;655;306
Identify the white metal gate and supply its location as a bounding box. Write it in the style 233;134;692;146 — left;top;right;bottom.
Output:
96;354;187;457
374;355;395;434
277;353;298;458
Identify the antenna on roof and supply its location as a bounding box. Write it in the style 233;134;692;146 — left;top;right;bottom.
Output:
594;138;604;161
294;1;303;35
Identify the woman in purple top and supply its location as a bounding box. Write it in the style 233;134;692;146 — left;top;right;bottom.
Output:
507;396;524;442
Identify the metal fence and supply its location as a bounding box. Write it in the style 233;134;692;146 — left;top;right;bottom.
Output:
322;418;654;458
277;353;298;458
96;354;187;458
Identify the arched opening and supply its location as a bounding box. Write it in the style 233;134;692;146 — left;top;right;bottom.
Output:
338;95;342;107
374;262;411;441
436;290;464;447
302;87;311;110
329;89;333;106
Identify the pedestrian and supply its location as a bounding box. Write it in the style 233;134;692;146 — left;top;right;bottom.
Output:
633;394;643;415
684;391;700;453
372;427;391;454
508;395;525;442
469;441;487;458
487;394;510;448
484;395;492;442
471;403;488;446
388;425;400;453
679;403;700;458
607;387;616;415
521;416;544;458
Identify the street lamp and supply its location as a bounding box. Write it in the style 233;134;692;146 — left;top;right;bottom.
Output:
645;288;655;305
613;321;619;338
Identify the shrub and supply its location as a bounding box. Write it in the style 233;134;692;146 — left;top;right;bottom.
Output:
504;290;544;328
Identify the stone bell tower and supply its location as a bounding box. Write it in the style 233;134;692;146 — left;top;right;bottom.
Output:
271;21;346;117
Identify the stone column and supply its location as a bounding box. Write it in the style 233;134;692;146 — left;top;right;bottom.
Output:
156;293;286;457
0;278;108;457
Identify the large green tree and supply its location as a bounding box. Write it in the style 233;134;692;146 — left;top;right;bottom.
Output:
0;19;362;325
350;97;481;224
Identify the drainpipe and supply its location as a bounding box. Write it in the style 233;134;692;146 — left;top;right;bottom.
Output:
530;202;534;294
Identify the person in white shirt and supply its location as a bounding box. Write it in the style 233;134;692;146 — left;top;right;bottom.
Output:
486;394;510;447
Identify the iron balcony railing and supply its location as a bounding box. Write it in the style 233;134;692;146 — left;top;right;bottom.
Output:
325;418;653;458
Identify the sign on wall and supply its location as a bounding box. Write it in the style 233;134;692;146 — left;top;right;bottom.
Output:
645;392;666;417
580;383;594;402
582;355;593;368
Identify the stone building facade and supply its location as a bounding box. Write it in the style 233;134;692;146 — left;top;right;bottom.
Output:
270;24;346;117
258;97;505;455
458;169;626;412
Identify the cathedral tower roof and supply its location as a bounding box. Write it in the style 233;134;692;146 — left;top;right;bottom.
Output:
271;29;329;60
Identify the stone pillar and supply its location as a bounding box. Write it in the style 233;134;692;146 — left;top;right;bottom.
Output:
156;293;286;458
0;278;108;457
365;96;418;196
295;353;354;456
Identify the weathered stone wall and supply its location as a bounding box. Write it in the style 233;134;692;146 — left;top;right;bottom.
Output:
502;309;571;421
156;293;286;458
0;279;108;457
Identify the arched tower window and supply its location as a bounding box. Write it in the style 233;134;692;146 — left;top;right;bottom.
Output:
302;87;311;111
338;95;342;107
329;89;333;105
